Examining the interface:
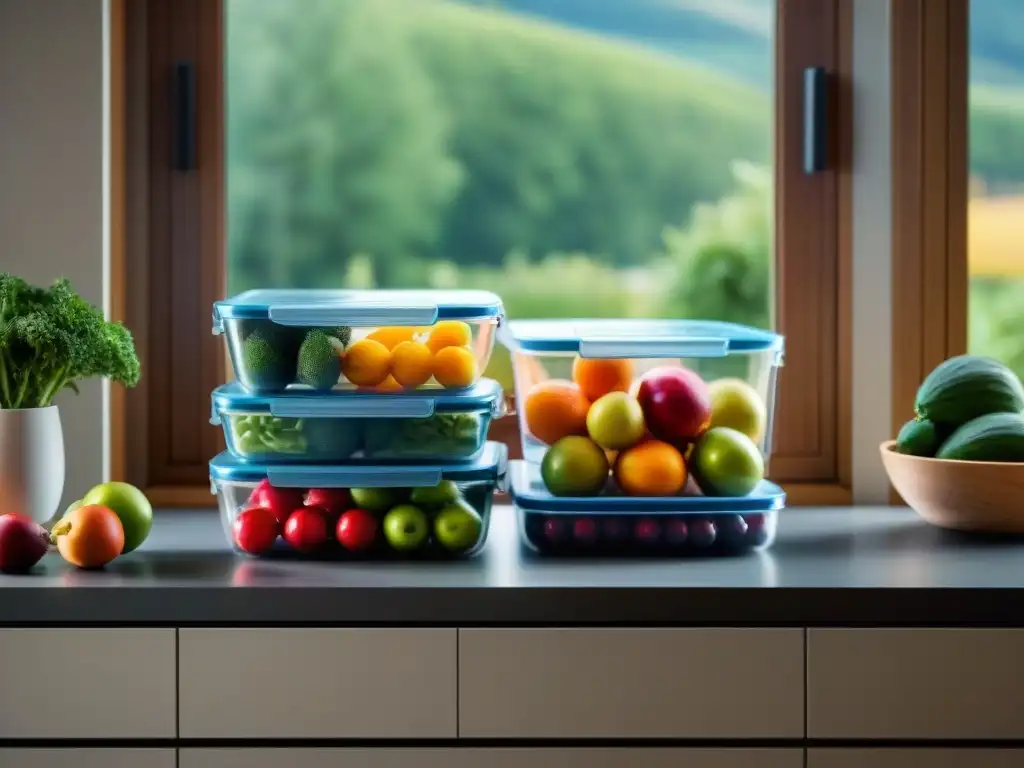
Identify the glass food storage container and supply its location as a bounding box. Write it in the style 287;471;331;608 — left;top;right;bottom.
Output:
213;289;504;394
211;379;506;463
500;319;783;500
509;460;784;556
209;442;507;560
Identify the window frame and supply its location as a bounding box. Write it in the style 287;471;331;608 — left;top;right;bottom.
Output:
116;0;854;507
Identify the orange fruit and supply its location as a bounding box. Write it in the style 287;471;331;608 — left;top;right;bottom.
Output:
370;375;404;393
426;320;472;354
614;440;687;496
366;326;424;350
523;379;590;446
432;346;479;389
53;504;125;568
342;338;391;387
390;341;433;388
572;357;634;401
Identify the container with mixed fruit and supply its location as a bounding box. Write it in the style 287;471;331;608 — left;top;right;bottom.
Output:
209;443;506;559
501;319;786;556
213;289;502;394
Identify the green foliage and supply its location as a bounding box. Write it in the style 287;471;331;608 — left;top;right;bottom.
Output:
970;86;1024;190
0;274;141;409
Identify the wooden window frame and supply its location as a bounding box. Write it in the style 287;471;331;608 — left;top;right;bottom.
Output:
115;0;853;507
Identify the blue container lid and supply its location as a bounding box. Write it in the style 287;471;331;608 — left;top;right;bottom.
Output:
500;319;783;359
213;289;504;331
211;379;505;424
210;441;508;489
508;460;785;514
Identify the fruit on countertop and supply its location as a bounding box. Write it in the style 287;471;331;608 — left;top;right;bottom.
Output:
896;418;944;457
382;504;430;551
936;412;1024;462
390;341;434;388
0;514;51;573
296;330;342;390
232;506;279;556
426;320;472;354
350;487;406;513
336;508;378;553
586;391;646;451
541;436;610;496
81;481;152;554
690;427;764;497
635;366;712;445
524;379;590;446
613;440;687;496
432;345;478;389
248;479;304;525
283;507;329;553
52;505;124;569
342;338;392;387
707;378;767;442
433;501;484;553
914;354;1024;426
572;357;633;401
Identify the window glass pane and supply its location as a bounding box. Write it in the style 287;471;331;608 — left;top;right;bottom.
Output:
969;0;1024;378
225;0;774;389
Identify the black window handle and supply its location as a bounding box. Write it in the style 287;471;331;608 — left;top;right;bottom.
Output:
173;61;197;171
803;66;829;174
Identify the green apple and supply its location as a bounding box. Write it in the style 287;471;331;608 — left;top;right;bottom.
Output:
433;500;483;554
350;487;406;513
81;482;153;554
409;480;460;511
382;504;429;552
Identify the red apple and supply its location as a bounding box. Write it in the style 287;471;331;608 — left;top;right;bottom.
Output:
282;507;329;554
635;366;711;444
232;506;279;556
247;479;304;525
305;488;350;522
336;508;378;553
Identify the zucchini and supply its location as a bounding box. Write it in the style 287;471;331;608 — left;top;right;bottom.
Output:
914;355;1024;426
936;412;1024;462
896;418;942;457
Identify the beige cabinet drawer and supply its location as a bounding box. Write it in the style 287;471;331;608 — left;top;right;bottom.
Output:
458;628;804;738
809;749;1024;768
0;629;176;739
807;629;1024;739
181;748;803;768
0;750;175;768
178;628;457;738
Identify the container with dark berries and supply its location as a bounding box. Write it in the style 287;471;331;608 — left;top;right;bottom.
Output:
209;442;507;559
509;459;784;556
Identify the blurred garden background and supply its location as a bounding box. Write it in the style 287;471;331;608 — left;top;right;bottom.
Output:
225;0;1024;388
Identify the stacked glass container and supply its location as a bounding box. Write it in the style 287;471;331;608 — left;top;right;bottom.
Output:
209;289;508;559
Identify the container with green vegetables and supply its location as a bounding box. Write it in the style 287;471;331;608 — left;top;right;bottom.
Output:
211;379;505;463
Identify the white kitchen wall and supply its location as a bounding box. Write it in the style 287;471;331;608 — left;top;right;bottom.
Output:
0;0;107;509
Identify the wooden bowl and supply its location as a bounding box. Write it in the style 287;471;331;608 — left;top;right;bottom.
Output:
880;440;1024;533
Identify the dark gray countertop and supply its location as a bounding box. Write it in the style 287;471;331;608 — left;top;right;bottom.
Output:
2;507;1023;626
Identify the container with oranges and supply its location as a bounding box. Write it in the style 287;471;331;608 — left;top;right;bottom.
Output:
500;318;787;556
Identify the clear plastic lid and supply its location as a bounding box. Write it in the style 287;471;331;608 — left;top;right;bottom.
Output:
213;289;504;332
508;460;785;514
209;441;508;489
500;319;783;358
210;379;505;424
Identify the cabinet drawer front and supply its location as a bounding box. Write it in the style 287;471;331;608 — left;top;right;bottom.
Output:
808;629;1024;739
181;748;803;768
0;629;176;739
0;750;175;768
459;628;804;738
809;750;1024;768
178;628;457;738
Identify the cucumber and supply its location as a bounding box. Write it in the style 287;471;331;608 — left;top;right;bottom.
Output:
896;418;942;457
914;355;1024;425
936;412;1024;462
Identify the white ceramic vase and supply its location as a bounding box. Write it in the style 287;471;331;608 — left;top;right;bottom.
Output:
0;406;65;524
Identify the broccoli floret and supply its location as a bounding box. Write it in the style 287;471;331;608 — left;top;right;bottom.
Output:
329;326;352;348
296;330;342;390
241;328;296;390
0;274;140;409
